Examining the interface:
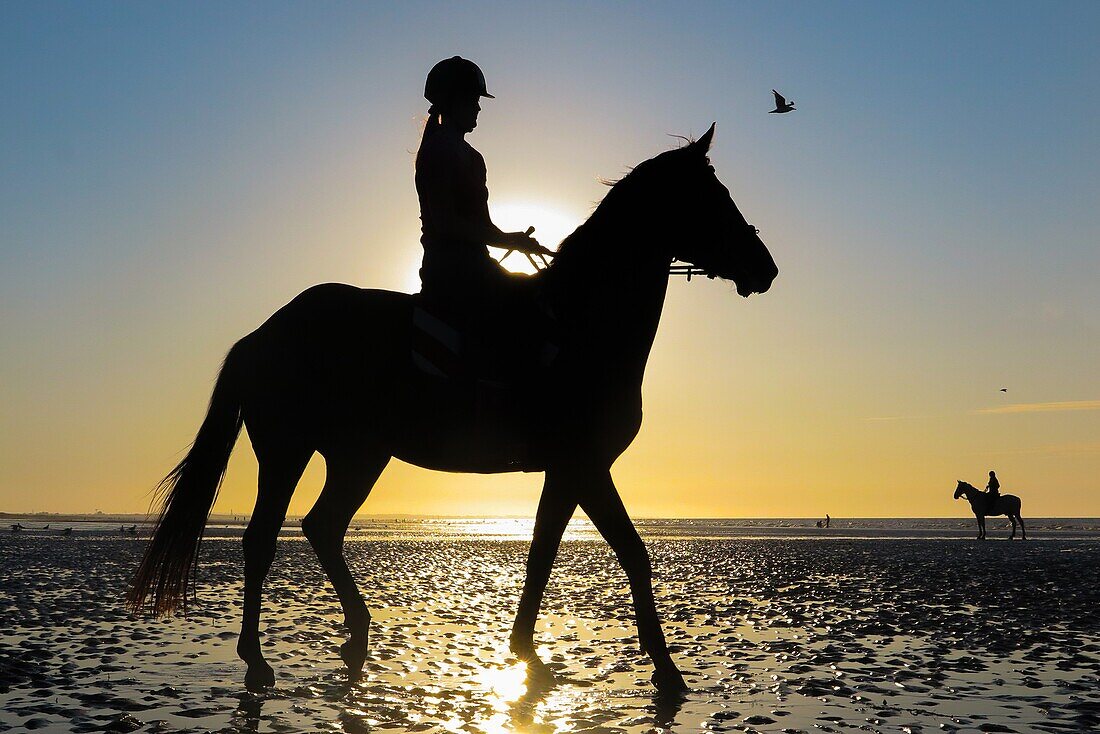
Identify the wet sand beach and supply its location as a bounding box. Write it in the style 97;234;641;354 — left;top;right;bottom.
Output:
2;523;1098;733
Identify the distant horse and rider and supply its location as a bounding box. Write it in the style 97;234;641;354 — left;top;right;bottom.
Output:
954;475;1026;540
128;58;778;696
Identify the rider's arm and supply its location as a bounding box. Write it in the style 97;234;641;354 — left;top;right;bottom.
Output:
418;145;544;253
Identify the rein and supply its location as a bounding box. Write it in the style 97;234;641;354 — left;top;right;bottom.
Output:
496;222;761;283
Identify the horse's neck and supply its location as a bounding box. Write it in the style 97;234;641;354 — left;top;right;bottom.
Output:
548;202;671;381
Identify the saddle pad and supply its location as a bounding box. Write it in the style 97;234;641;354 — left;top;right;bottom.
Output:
411;305;560;380
411;306;464;379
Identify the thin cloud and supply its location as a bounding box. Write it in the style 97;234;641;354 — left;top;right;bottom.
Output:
977;400;1100;415
975;442;1100;458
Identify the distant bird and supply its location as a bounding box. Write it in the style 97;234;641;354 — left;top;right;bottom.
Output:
61;527;73;536
770;90;795;114
1000;388;1008;392
42;524;50;529
11;523;24;532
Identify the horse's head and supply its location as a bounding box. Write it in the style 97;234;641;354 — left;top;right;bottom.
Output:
954;480;969;500
637;123;778;297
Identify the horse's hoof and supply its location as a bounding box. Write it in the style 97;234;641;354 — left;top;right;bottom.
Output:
651;665;688;696
244;661;276;691
509;638;559;685
508;632;533;658
524;656;557;684
340;638;368;675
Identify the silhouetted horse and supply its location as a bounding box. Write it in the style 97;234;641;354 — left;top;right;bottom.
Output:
954;480;1026;540
128;124;778;694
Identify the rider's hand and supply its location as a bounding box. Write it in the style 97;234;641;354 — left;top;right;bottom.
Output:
506;227;555;257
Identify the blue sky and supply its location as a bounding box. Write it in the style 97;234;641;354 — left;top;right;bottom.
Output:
2;2;1098;516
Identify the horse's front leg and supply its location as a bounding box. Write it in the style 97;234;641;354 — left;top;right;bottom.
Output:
578;469;687;695
510;474;577;677
978;515;986;540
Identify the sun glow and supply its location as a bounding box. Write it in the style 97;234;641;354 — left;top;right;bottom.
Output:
401;201;579;289
489;201;579;274
475;662;529;703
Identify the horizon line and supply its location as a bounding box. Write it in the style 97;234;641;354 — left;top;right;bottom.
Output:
4;511;1099;521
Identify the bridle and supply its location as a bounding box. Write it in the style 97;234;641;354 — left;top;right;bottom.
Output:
668;263;712;280
669;223;761;280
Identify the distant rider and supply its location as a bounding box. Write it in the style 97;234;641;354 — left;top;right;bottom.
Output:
986;470;1001;511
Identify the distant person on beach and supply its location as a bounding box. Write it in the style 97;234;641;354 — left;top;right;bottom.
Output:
986;470;1001;509
825;514;830;528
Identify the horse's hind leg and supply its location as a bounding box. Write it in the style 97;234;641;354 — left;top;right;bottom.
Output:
301;448;389;678
578;469;687;694
1009;515;1017;540
1017;514;1026;540
238;445;312;690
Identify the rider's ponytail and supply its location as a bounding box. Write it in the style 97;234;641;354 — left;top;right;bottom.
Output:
422;104;443;140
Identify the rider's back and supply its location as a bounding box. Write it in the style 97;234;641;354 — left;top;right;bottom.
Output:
415;127;497;297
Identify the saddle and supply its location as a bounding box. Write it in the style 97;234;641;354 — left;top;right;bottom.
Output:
983;494;1002;515
410;300;559;383
409;299;560;470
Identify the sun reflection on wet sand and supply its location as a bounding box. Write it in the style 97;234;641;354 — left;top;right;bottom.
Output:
2;533;1099;733
476;662;529;704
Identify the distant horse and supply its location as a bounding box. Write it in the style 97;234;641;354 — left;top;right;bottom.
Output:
954;480;1026;540
127;124;778;694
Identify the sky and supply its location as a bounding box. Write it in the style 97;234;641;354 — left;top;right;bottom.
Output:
2;2;1098;518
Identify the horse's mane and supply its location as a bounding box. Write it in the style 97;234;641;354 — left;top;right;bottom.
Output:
554;133;699;257
524;142;694;323
551;168;638;261
551;143;692;263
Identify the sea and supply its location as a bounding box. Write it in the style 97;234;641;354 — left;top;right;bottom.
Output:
4;514;1098;541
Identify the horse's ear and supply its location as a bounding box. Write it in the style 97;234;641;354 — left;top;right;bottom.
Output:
694;122;716;154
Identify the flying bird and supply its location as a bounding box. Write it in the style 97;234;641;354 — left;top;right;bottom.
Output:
1000;388;1008;392
770;90;795;113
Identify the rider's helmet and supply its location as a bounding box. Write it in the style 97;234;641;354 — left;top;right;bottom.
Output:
425;56;493;108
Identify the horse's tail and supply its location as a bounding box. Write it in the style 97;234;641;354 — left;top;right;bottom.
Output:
127;343;246;617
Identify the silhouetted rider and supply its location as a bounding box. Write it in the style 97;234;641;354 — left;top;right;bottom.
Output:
416;56;552;323
986;470;1000;511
